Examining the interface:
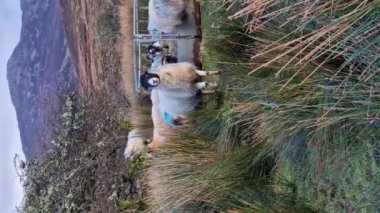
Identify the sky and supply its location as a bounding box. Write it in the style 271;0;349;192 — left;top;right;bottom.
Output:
0;0;25;212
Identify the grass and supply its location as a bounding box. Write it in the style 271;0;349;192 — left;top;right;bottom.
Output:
145;0;380;212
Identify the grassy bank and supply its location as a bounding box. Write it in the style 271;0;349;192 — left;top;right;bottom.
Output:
148;0;380;211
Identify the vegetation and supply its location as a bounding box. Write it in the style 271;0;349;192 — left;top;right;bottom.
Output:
16;0;379;212
147;0;380;212
16;95;148;212
17;1;150;211
96;1;129;108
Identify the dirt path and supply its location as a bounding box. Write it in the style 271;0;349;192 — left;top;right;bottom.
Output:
61;0;105;95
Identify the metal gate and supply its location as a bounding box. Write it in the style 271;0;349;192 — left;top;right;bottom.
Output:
132;0;200;93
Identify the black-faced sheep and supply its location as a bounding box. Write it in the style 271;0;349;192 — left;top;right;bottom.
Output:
140;62;220;150
147;41;178;69
140;62;220;98
148;54;178;70
148;0;190;34
147;41;169;58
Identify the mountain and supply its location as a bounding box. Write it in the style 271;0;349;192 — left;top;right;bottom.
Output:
7;0;80;160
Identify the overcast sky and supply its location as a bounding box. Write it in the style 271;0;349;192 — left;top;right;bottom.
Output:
0;0;25;212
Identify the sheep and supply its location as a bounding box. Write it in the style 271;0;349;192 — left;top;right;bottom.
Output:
148;54;178;70
140;62;220;98
147;40;178;70
141;62;220;150
147;41;170;58
124;128;150;159
122;93;187;153
148;0;190;34
149;89;169;150
149;89;194;150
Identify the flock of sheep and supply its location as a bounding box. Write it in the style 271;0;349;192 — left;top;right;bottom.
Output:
124;0;219;158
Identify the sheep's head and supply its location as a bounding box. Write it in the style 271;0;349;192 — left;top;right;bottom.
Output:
147;42;162;57
124;128;151;160
140;72;160;89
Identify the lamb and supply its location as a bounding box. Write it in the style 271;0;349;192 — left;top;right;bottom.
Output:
148;54;178;70
147;41;170;58
147;41;178;70
124;128;150;159
148;0;190;34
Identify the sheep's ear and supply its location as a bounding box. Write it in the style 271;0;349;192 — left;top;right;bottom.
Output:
146;54;154;62
140;72;149;89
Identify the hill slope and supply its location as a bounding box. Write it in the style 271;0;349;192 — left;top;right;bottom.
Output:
7;0;80;160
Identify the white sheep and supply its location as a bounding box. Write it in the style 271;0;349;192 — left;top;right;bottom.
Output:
124;128;150;159
149;89;193;150
141;62;220;150
148;0;190;34
149;89;169;150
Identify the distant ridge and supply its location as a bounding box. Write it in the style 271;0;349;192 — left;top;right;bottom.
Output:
7;0;80;160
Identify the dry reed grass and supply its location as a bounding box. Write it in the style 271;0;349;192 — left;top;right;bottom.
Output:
227;0;380;89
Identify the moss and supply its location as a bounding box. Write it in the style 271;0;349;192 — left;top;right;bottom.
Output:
127;153;148;177
119;200;148;212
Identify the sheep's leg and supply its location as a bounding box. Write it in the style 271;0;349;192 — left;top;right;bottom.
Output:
202;90;216;94
207;82;218;89
196;82;208;89
196;82;218;90
195;70;220;76
196;82;217;94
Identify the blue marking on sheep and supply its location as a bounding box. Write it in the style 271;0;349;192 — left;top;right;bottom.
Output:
163;111;175;126
128;135;144;140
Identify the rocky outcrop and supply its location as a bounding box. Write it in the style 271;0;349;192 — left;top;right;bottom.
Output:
7;0;80;160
